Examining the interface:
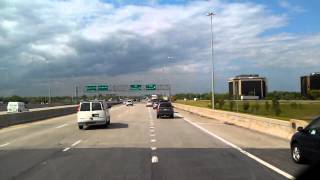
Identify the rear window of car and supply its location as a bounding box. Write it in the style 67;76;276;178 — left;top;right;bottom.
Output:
80;103;90;111
160;103;172;107
92;102;102;111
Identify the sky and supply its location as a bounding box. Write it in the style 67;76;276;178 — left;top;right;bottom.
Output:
0;0;319;96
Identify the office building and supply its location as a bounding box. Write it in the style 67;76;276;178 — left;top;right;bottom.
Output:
301;72;320;96
228;74;267;100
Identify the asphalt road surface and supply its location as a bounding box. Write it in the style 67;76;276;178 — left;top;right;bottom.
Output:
0;103;307;180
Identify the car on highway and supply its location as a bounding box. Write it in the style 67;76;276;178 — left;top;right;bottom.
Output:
146;100;153;107
156;102;174;118
7;102;28;113
152;101;159;109
77;100;111;130
291;116;320;163
125;100;133;106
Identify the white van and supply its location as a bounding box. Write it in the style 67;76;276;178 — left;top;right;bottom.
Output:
77;100;111;130
7;102;28;113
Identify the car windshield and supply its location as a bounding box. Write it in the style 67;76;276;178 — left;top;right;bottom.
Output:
1;1;320;179
80;103;90;111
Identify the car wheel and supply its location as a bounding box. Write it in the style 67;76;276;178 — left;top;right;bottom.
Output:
78;125;83;130
107;118;111;125
171;114;174;118
157;115;160;119
291;143;305;164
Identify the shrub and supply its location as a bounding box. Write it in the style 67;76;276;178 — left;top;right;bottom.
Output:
265;101;270;112
272;96;281;116
229;101;234;111
219;99;225;109
290;102;298;109
243;101;250;112
253;101;260;114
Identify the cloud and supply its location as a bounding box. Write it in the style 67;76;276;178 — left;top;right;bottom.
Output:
0;0;319;96
279;0;305;13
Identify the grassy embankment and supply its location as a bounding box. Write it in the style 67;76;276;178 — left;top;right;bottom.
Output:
176;100;320;121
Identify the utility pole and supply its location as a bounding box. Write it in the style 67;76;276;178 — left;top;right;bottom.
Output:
207;11;215;109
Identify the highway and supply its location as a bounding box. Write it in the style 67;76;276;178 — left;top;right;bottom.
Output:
0;103;307;180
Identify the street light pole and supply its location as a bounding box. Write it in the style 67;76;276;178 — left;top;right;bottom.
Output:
207;12;215;110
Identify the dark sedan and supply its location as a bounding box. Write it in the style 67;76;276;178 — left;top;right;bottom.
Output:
156;102;174;118
291;116;320;164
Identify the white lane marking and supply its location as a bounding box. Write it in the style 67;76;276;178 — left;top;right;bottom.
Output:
150;129;155;133
175;113;183;118
55;123;68;129
183;118;295;180
150;134;156;137
71;140;82;147
148;107;153;120
151;147;157;151
151;139;156;143
149;126;154;129
62;140;82;152
151;156;159;163
0;142;10;147
62;147;71;152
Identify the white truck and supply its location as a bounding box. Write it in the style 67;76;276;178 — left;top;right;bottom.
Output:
77;100;111;130
7;102;28;113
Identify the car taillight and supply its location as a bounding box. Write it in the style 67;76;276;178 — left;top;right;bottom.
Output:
77;105;80;112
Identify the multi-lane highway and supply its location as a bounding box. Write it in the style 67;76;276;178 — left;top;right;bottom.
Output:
0;103;307;180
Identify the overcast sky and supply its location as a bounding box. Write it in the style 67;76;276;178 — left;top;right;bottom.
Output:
0;0;319;96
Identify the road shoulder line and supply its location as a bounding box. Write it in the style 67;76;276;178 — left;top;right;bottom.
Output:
182;117;295;180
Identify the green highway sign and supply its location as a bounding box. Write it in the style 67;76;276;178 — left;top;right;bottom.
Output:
85;85;97;92
130;84;142;91
98;85;108;91
146;84;156;90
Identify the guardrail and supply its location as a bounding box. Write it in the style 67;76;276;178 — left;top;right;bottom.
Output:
173;103;309;140
0;105;77;129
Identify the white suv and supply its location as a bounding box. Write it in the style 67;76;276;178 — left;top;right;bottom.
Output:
77;101;111;130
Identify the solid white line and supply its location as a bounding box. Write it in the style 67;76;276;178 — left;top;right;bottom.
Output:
62;147;71;152
71;140;82;147
151;147;157;151
183;118;295;180
55;123;68;129
0;142;10;147
151;156;159;163
151;139;156;143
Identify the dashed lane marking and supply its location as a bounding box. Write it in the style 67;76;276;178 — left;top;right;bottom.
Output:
151;156;159;163
0;143;10;148
55;123;68;129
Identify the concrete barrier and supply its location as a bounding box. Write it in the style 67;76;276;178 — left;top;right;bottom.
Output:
173;103;309;140
0;105;77;129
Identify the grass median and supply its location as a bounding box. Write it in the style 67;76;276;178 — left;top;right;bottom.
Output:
175;100;320;121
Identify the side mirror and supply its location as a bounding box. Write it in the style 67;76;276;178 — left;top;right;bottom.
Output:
297;127;304;132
